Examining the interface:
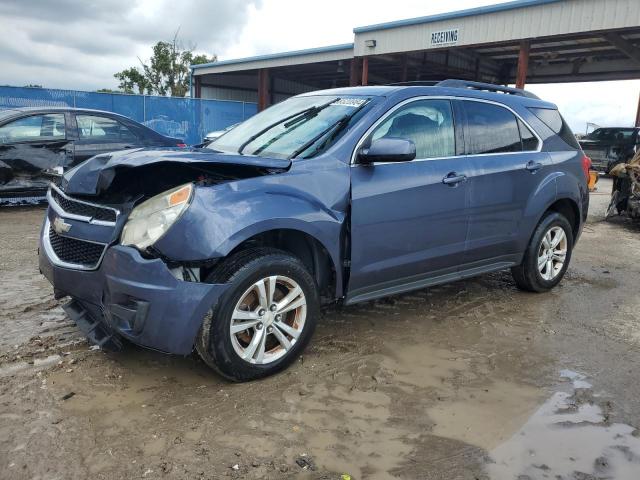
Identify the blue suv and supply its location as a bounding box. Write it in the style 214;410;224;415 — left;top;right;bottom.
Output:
39;80;590;381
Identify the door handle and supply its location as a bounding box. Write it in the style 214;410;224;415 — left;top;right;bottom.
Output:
525;161;543;172
442;172;467;185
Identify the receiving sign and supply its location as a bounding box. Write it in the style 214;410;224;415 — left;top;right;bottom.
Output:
430;28;459;47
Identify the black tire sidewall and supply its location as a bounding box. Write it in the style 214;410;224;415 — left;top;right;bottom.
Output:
201;253;319;381
525;213;574;291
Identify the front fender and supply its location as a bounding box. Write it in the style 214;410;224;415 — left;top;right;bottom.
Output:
153;180;345;277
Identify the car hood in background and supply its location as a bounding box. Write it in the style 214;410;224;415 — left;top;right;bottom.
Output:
62;147;292;196
579;139;634;148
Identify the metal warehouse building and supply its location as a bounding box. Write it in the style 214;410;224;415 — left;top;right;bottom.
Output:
191;0;640;115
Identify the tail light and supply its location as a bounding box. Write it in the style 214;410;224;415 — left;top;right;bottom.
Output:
581;154;592;182
176;143;187;148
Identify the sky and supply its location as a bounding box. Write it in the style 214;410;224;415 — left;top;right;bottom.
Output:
0;0;638;133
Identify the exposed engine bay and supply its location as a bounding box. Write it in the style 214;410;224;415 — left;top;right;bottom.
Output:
60;147;291;206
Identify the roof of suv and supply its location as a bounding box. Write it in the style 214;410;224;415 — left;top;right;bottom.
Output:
301;82;556;109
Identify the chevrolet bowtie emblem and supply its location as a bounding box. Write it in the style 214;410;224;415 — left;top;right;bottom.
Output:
53;216;72;234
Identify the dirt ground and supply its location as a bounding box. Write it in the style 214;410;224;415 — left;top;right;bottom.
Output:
2;177;640;480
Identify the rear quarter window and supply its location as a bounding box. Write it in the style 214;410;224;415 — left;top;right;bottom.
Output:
528;107;579;149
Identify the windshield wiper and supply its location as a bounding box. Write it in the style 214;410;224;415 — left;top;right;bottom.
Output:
251;106;326;156
237;97;339;155
288;99;369;159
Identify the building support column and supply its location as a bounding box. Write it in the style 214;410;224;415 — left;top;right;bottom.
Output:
636;92;640;127
258;68;270;111
350;58;360;86
400;55;408;83
474;58;481;81
361;56;369;86
516;40;530;89
193;75;202;98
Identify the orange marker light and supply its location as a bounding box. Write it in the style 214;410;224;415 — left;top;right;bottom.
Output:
169;185;191;206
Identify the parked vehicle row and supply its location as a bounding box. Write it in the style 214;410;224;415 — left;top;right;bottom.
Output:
39;80;589;381
0;107;185;203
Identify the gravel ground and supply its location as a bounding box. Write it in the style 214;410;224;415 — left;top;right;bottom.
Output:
1;178;640;479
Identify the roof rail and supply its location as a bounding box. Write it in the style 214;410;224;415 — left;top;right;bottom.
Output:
436;79;540;99
387;81;441;87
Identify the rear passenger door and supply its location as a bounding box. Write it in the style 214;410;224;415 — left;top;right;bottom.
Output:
72;114;142;165
460;99;550;267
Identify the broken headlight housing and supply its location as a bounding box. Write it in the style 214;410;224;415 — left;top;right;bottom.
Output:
121;183;193;250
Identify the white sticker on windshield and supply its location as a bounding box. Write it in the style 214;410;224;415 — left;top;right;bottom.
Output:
331;98;367;107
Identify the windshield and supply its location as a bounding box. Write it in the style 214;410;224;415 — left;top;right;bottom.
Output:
208;95;371;159
585;128;636;142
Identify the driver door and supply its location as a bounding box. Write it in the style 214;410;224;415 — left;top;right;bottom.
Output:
347;98;471;304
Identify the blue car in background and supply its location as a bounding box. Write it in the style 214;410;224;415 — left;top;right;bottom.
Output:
39;80;590;381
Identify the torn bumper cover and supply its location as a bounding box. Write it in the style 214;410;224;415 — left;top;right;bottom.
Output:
39;239;229;355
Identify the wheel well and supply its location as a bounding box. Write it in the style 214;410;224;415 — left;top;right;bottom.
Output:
223;229;337;302
546;198;580;242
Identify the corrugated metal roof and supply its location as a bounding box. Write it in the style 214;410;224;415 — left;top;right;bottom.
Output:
191;43;354;70
352;0;563;33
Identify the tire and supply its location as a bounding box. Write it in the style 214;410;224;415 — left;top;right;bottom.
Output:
511;212;574;293
196;248;319;382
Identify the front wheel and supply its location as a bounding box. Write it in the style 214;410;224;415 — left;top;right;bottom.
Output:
511;212;574;292
196;248;319;382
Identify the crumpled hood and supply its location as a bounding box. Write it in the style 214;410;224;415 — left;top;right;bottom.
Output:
62;147;291;195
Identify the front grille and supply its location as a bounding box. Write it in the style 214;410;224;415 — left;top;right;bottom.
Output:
48;226;106;267
51;189;117;222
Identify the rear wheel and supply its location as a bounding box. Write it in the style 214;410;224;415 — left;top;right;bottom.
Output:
196;248;319;382
511;212;574;292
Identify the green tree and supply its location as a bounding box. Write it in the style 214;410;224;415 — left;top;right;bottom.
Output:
114;31;215;97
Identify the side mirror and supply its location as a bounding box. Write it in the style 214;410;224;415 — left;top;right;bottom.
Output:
358;138;416;164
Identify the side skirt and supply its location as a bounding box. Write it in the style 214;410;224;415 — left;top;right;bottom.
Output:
344;256;519;305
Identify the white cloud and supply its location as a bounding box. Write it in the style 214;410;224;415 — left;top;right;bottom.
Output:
0;0;261;91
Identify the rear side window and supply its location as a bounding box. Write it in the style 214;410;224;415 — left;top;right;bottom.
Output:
76;115;138;143
528;107;579;149
0;114;66;143
463;101;523;154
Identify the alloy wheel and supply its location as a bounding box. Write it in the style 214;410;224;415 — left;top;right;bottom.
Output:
537;226;568;281
229;275;307;364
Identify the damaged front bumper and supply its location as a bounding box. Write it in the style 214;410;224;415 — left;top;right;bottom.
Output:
39;229;229;355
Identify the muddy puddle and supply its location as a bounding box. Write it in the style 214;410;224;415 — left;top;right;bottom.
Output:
34;339;640;479
487;370;640;479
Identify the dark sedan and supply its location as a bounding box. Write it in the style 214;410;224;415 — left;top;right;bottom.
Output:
0;107;185;203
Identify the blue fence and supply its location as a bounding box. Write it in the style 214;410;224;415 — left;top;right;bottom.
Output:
0;86;257;145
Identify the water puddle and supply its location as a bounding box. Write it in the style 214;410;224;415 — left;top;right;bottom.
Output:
487;370;640;479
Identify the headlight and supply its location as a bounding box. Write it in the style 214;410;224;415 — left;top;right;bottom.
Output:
121;183;193;250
